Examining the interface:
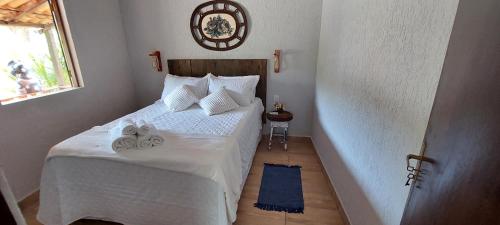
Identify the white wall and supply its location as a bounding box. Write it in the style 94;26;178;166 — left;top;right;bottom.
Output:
0;0;137;200
312;0;459;224
119;0;323;136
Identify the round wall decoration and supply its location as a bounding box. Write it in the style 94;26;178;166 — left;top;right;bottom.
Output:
190;0;248;51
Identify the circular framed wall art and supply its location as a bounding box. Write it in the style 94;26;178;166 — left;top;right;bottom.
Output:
190;0;248;51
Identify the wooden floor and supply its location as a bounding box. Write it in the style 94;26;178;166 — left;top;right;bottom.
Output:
20;137;346;225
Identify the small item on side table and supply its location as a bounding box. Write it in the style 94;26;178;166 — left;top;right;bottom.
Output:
274;103;284;112
266;111;293;151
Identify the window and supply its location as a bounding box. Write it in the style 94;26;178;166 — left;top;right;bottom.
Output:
0;0;80;105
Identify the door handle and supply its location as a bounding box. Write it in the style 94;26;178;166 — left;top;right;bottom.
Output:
406;154;433;172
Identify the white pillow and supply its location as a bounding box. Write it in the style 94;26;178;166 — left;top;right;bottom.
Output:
199;87;239;116
218;75;260;100
163;85;199;112
208;74;260;106
161;74;209;100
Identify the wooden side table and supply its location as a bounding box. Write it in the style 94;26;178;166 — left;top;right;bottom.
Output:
266;111;293;151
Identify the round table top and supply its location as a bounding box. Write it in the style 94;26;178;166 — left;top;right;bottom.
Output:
266;111;293;122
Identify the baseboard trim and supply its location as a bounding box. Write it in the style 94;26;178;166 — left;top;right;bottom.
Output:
311;138;352;225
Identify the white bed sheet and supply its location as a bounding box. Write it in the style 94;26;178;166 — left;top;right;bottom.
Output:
37;99;264;225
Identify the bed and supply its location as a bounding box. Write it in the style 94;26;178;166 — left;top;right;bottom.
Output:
37;59;267;225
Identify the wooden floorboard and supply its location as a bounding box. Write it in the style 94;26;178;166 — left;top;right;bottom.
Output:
21;137;345;225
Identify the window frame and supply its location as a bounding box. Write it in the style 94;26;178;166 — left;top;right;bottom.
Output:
49;0;82;88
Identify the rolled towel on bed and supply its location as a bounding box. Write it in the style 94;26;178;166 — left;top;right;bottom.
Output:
137;134;164;149
136;120;156;136
119;119;138;136
150;135;164;146
110;126;137;152
137;135;154;149
112;136;138;152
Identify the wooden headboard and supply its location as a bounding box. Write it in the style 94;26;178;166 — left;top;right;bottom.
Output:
167;59;267;116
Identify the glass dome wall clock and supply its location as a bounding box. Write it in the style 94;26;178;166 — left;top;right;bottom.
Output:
190;0;248;51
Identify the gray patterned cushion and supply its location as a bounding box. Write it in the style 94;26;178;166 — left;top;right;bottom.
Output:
163;85;199;112
199;87;239;116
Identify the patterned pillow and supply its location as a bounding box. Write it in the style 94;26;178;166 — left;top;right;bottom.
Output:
199;87;239;116
208;74;260;106
163;85;199;112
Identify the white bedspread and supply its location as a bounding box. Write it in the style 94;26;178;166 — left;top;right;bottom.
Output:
38;99;264;225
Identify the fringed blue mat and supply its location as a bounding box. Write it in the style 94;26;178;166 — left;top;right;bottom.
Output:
254;163;304;213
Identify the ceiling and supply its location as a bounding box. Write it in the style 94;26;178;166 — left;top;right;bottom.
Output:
0;0;52;27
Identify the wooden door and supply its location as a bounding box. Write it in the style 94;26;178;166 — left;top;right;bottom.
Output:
400;0;500;224
0;192;16;225
0;168;27;225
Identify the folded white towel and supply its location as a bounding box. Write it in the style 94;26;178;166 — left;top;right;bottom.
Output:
137;135;154;149
137;134;164;149
112;135;138;152
119;119;138;136
136;120;156;136
150;135;164;146
110;125;137;152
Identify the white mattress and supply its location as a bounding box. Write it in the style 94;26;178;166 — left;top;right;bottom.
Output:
37;99;264;225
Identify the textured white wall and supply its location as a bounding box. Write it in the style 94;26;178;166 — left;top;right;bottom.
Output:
312;0;459;224
0;0;137;200
119;0;323;136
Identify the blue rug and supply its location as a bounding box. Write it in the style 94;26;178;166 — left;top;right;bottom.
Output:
254;163;304;213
